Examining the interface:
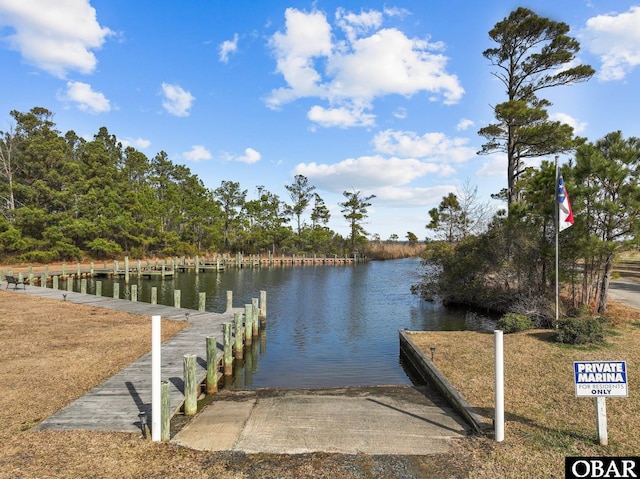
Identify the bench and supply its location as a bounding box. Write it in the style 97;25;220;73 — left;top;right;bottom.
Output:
5;275;27;289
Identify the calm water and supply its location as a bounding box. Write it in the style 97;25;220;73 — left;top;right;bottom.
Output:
78;258;496;388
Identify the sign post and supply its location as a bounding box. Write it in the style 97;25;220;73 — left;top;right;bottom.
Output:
574;361;628;446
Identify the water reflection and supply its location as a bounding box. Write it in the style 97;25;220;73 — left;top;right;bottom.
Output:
64;258;496;388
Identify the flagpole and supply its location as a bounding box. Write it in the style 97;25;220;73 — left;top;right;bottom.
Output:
555;156;559;328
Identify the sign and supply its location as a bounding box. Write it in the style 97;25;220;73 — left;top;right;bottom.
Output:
574;361;628;397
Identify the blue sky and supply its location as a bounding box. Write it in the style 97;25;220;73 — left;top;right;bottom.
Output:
0;1;638;240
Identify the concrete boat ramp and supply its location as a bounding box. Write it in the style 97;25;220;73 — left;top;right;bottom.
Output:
11;286;470;455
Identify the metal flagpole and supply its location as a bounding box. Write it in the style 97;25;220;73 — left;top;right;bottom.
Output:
555;156;559;328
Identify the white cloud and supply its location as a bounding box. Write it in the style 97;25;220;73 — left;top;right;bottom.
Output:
119;137;151;150
335;7;383;43
372;185;455;207
476;154;506;178
161;83;195;117
219;33;239;63
307;104;375;128
456;118;474;131
393;107;407;119
266;8;463;125
59;81;110;113
582;6;640;81
550;112;588;134
266;8;333;108
0;0;112;77
238;147;261;164
222;147;262;164
372;129;476;163
183;145;212;162
294;155;440;192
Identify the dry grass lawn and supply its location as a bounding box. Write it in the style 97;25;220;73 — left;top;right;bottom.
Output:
410;301;640;477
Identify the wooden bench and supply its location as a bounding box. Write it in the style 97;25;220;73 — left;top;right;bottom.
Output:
5;275;27;289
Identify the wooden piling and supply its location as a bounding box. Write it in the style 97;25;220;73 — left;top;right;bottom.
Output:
174;290;181;308
234;312;243;360
259;290;267;325
226;291;233;313
198;292;206;312
161;380;170;441
113;282;119;299
66;277;73;292
252;298;259;337
244;304;253;346
223;323;233;376
183;354;197;416
151;287;157;305
131;284;138;302
53;276;59;290
206;336;218;394
124;256;130;284
80;278;87;294
96;281;102;296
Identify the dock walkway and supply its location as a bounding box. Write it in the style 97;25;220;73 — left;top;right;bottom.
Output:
14;287;235;433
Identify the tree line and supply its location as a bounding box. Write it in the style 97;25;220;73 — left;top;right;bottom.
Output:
0;107;377;262
414;7;639;318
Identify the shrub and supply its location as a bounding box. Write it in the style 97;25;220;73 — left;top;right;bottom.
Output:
16;250;57;263
497;313;534;333
555;317;605;345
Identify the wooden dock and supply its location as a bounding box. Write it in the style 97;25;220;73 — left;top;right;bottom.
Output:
11;287;248;433
1;253;365;287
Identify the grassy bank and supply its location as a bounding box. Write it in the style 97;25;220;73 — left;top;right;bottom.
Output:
409;300;640;477
364;242;425;260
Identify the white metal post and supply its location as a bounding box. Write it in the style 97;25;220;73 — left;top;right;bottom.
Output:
151;315;161;441
495;330;504;442
595;396;608;446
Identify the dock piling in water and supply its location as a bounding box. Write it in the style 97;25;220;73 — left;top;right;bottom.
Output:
183;354;197;416
206;336;218;394
234;312;243;360
244;304;253;346
223;323;233;376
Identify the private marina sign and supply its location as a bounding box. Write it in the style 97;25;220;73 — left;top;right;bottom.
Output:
574;361;628;397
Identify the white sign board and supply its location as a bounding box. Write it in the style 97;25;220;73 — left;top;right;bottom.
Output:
574;361;628;397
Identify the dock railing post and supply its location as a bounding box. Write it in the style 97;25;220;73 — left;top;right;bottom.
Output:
161;381;170;441
174;290;181;309
198;292;206;312
183;354;197;416
206;336;218;394
252;298;259;337
226;290;233;313
259;290;267;325
223;323;233;376
234;312;243;359
244;304;253;346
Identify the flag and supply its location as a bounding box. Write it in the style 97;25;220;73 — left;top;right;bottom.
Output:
557;174;574;231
